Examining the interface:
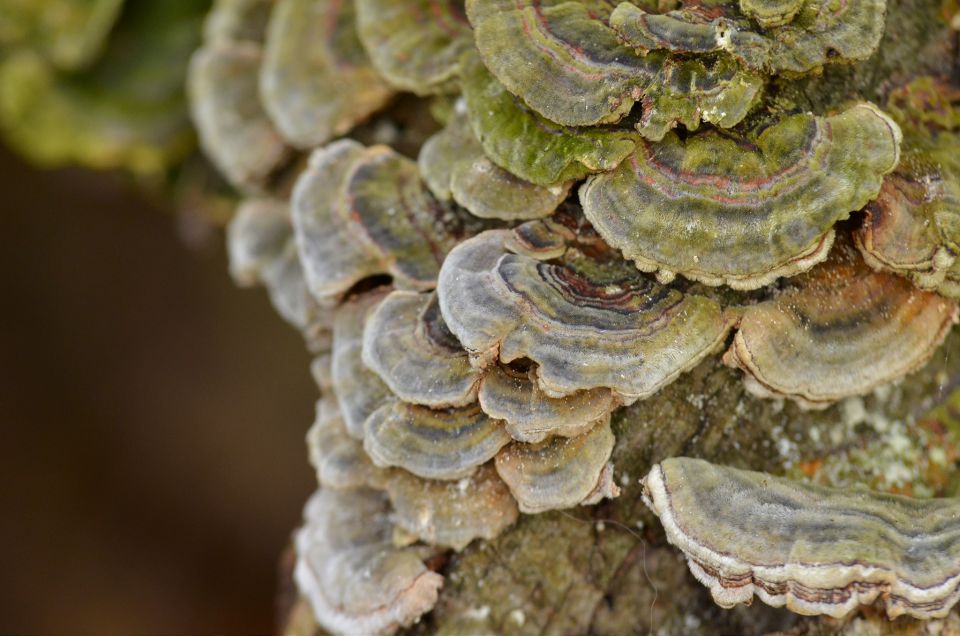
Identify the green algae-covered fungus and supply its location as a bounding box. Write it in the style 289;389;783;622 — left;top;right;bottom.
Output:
610;0;887;74
580;103;902;288
466;0;763;136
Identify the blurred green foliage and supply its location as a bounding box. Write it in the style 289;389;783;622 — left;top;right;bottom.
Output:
0;0;210;175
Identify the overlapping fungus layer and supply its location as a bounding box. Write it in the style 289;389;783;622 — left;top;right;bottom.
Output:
643;457;960;620
193;0;960;631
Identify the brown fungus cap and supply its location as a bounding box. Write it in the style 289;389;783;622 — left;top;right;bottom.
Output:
495;416;619;513
362;290;480;408
386;464;519;551
418;112;573;220
356;0;472;95
364;401;511;481
260;0;394;149
331;289;396;439
465;0;762;137
294;488;443;635
580;103;902;289
437;223;733;403
854;163;960;297
724;245;959;409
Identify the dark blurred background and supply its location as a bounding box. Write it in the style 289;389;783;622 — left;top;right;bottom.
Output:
0;141;317;632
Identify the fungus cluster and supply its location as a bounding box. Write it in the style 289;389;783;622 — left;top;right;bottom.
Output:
190;0;960;632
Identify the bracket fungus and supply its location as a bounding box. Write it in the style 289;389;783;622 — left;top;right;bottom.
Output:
362;290;479;408
226;198;318;331
295;488;443;635
478;363;616;444
178;0;960;630
465;0;763;138
385;465;519;551
188;40;287;191
460;53;641;187
495;418;619;513
856;78;960;297
364;401;511;481
355;0;472;95
437;223;733;402
418;113;573;220
610;0;887;74
580;103;902;289
331;289;396;440
643;457;960;620
260;0;394;149
724;246;959;409
307;397;386;491
360;273;621;444
854;163;960;297
292;140;472;302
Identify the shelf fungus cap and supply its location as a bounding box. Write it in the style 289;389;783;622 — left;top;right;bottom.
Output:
293;140;468;302
260;0;394;149
307;397;387;491
356;0;472;95
724;246;959;409
479;363;617;444
642;457;960;620
460;52;640;187
739;0;805;28
226;198;317;330
854;163;960;296
188;41;287;192
227;198;292;287
363;290;480;408
364;402;512;481
437;225;733;403
465;0;762;136
610;0;886;74
386;465;519;551
295;488;443;635
418;114;573;220
581;103;902;289
331;289;396;439
495;417;618;514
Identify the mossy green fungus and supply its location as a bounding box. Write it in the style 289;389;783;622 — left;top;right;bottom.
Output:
580;103;902;289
